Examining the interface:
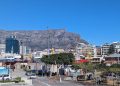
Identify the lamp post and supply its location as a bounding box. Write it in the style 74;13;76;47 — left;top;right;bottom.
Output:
35;60;38;75
47;28;52;77
20;40;24;62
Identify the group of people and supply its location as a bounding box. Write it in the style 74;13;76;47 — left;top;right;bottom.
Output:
38;69;62;77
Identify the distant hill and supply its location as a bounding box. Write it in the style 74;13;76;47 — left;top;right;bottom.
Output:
0;29;88;50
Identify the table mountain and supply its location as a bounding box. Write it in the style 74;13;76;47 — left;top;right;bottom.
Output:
0;29;88;50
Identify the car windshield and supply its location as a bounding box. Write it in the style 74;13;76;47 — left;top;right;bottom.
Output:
0;75;9;77
4;75;9;77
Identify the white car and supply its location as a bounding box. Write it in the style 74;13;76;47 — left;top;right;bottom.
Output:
0;75;11;80
29;74;36;79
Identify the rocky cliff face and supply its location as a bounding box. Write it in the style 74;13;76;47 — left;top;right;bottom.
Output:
0;29;88;50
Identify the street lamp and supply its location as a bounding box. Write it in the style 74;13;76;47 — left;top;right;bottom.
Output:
47;28;52;77
20;40;24;62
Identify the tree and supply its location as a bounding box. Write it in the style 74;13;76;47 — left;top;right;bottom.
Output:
72;62;95;72
41;53;75;65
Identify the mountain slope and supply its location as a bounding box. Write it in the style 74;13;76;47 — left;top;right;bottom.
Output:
0;29;88;50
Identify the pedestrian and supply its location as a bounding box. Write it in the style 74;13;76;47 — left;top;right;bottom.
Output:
96;77;101;85
46;67;50;77
13;65;15;71
42;70;45;77
2;75;4;82
42;65;46;77
47;71;50;77
96;77;99;85
99;77;101;85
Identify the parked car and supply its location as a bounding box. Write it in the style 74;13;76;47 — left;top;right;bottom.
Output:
29;74;36;79
0;75;11;80
25;71;32;76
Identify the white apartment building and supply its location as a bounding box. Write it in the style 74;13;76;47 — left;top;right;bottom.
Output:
0;44;5;54
20;45;27;55
75;43;95;60
112;42;120;53
101;43;110;56
32;48;65;59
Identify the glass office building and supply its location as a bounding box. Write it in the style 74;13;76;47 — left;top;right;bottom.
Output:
5;36;20;54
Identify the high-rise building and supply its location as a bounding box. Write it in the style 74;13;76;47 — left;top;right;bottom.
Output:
5;36;20;54
101;43;110;56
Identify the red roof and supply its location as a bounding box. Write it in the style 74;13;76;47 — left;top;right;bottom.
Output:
75;59;89;63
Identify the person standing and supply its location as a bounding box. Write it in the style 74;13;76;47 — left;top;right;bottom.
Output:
2;75;4;82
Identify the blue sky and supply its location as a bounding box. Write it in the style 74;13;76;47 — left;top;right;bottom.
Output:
0;0;120;45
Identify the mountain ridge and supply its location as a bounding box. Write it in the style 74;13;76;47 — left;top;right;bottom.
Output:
0;29;88;50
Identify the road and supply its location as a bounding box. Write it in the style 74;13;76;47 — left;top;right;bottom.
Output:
32;76;85;86
10;63;83;86
12;63;91;86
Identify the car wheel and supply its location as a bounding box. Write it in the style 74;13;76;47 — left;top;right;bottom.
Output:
77;76;81;81
6;78;9;80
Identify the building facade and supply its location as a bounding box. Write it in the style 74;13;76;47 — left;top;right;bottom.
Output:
20;45;27;55
0;44;5;53
75;43;95;60
105;53;120;65
112;42;120;53
101;43;110;56
5;36;20;54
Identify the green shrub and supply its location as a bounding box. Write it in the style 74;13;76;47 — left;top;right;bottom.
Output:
0;80;13;83
14;77;21;83
21;80;25;82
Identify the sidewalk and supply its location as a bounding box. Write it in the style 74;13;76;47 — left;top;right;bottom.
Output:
0;82;33;86
10;63;33;86
11;63;28;80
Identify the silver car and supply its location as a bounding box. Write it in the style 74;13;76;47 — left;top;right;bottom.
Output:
0;75;11;80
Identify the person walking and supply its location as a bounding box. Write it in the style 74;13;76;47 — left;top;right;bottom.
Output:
96;77;101;85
